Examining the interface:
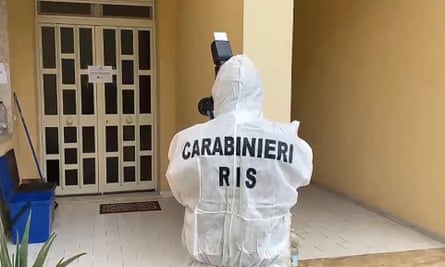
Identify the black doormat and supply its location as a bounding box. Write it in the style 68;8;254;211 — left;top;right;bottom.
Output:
100;201;161;214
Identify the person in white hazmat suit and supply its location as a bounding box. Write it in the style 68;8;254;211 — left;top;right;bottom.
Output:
166;55;313;266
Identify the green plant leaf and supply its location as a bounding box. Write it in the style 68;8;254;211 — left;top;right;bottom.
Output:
31;233;56;267
14;233;19;267
55;253;87;267
55;257;64;266
19;212;32;267
0;219;12;267
0;208;86;267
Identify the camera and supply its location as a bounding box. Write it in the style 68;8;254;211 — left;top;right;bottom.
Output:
198;33;233;119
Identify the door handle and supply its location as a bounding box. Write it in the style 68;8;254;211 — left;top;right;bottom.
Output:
67;118;73;125
126;118;133;124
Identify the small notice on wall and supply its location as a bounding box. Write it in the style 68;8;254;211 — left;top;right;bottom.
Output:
0;63;8;84
88;66;113;83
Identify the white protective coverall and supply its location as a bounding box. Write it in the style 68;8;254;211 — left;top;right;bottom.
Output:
166;55;313;267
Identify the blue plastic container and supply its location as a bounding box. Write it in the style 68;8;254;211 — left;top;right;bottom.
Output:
8;191;54;244
0;153;55;244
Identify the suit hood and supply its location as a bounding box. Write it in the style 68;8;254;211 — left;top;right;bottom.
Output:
212;55;263;117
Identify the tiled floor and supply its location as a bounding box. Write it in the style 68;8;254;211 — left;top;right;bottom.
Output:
8;185;444;267
292;186;444;260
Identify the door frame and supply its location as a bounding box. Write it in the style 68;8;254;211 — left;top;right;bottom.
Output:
35;0;158;195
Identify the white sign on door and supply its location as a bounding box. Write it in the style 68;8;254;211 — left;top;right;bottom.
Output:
0;63;8;84
88;66;113;83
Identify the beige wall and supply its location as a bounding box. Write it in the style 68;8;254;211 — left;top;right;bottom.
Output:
157;0;178;191
174;0;295;127
0;0;11;130
293;0;445;237
7;0;39;178
0;0;13;158
244;0;294;123
175;0;243;131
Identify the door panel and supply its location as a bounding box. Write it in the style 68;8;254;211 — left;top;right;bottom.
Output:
97;26;154;193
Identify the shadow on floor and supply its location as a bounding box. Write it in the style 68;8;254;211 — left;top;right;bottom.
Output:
299;248;445;267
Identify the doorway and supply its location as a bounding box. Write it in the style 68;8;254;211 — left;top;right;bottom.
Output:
36;1;156;195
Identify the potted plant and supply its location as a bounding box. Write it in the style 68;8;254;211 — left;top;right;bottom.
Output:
0;212;86;267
